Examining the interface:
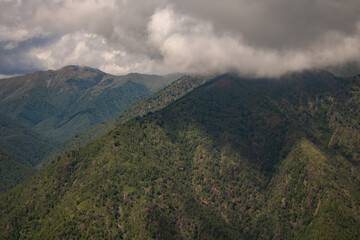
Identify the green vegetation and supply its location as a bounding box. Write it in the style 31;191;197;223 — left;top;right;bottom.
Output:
0;148;36;192
0;113;55;192
42;75;210;167
1;70;359;239
0;113;55;166
0;66;182;191
0;65;180;143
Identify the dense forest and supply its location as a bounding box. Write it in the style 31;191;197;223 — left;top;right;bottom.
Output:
0;66;182;191
1;70;359;239
0;65;179;143
43;75;210;167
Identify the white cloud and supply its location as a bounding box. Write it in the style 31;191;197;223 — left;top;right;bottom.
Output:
1;0;360;76
148;7;360;76
29;31;160;75
0;25;45;42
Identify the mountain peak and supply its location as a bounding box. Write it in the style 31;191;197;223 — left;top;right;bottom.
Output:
58;65;81;71
56;65;106;75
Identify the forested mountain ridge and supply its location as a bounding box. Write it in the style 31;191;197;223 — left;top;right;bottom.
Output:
1;70;359;239
0;148;36;193
0;65;180;143
0;113;55;166
0;113;55;192
41;74;210;167
0;66;183;192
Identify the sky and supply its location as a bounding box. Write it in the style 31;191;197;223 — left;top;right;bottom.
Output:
1;0;360;77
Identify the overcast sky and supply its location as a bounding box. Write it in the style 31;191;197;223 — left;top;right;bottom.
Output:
1;0;360;77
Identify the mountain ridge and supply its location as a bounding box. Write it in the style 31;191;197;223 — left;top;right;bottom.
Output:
1;70;359;239
40;74;211;167
0;65;181;143
0;113;55;166
0;148;36;193
0;65;183;191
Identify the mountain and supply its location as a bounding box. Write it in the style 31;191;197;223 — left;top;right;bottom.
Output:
0;113;55;166
0;65;180;143
327;61;360;77
1;71;360;239
0;113;55;192
41;75;210;167
0;148;36;192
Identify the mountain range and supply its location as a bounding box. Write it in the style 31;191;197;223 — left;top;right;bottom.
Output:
1;70;359;239
42;74;211;167
0;113;55;191
0;113;55;166
0;65;180;144
0;66;184;191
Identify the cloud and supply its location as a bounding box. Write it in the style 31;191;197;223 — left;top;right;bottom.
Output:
0;0;165;75
148;7;360;76
0;0;360;76
30;31;161;75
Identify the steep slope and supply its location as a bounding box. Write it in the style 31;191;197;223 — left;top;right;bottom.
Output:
264;139;360;239
0;65;180;143
0;113;55;166
41;75;210;167
0;148;36;192
1;71;360;239
0;113;54;192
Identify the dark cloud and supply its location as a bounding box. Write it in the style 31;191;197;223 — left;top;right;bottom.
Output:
174;0;360;50
0;50;41;75
0;37;56;75
0;0;359;77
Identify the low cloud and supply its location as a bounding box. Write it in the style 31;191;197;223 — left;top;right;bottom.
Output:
149;7;360;76
0;0;360;76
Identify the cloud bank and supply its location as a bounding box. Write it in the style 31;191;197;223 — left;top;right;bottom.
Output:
1;0;360;77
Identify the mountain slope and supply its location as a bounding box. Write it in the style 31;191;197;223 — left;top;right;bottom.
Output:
0;148;36;192
264;139;360;239
1;71;359;239
0;113;54;192
41;75;210;167
0;65;180;143
0;113;55;166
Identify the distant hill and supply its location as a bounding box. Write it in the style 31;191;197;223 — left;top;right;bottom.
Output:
0;65;181;143
0;66;181;192
1;70;359;239
41;75;210;167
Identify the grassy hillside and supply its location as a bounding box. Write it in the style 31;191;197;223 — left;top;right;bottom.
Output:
0;65;180;143
1;71;359;239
